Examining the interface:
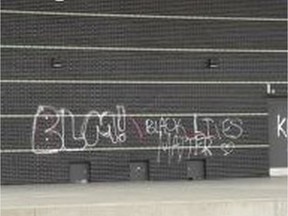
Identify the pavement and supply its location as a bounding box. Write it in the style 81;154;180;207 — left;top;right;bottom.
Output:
1;177;287;216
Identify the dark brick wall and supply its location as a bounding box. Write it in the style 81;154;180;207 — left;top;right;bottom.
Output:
1;0;287;184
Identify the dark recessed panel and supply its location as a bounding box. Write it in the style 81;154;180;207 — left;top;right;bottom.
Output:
129;161;149;181
187;160;206;180
69;162;90;183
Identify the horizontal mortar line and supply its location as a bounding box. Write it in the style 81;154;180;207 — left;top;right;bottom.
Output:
1;80;288;85
1;45;287;53
0;145;270;154
1;9;287;22
0;113;269;118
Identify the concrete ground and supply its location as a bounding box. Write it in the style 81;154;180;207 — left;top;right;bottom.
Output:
1;177;287;216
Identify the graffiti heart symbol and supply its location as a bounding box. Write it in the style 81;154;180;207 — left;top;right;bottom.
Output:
220;141;235;156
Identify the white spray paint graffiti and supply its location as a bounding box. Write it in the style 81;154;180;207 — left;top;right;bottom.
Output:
145;115;243;162
32;105;126;154
32;105;243;162
277;114;288;138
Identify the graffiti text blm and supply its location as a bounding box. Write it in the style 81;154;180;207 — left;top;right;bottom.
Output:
32;105;244;161
32;105;126;153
